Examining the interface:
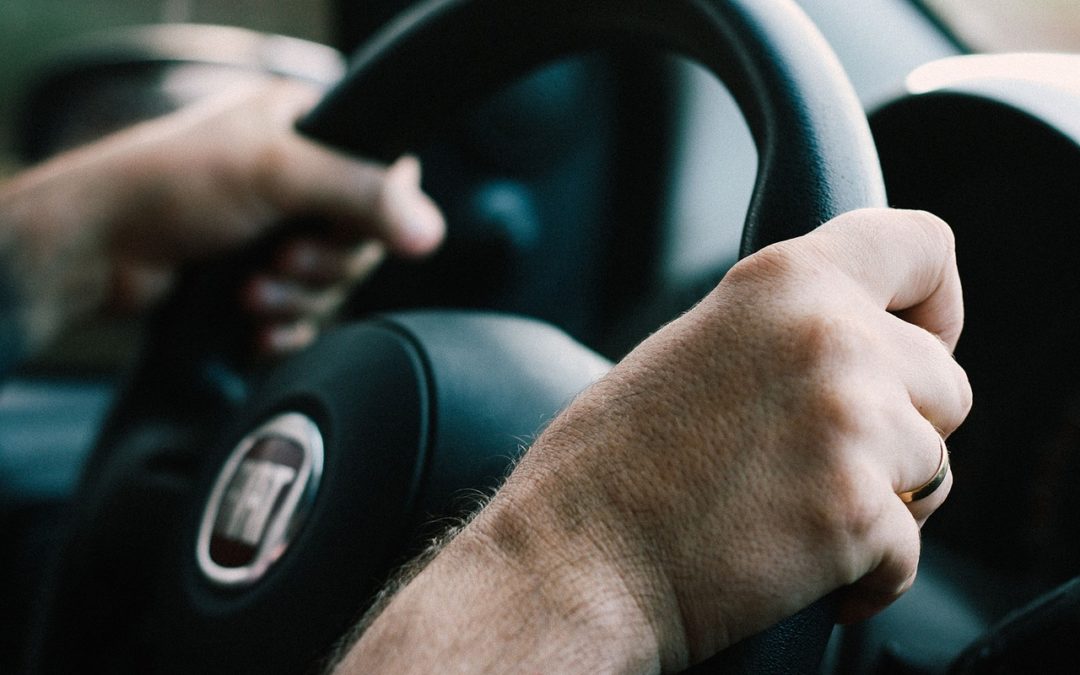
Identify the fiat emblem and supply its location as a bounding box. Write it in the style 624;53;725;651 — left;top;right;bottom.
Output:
196;412;323;587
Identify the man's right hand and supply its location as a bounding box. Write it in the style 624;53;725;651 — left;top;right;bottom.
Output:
334;208;971;674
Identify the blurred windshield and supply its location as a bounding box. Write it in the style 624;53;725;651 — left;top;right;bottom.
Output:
923;0;1080;52
0;0;330;174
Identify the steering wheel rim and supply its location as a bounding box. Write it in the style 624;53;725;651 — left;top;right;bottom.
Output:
28;1;885;673
298;0;886;256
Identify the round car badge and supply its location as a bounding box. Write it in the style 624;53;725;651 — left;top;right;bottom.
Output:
196;412;324;587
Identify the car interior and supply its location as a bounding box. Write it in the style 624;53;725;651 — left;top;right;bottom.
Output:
2;0;1079;672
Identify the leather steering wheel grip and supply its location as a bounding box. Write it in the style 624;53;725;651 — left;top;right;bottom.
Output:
298;0;886;256
298;0;885;671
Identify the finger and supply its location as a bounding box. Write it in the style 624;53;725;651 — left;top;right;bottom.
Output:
373;155;446;256
276;239;386;287
865;400;952;521
243;276;346;320
265;125;446;257
836;491;922;624
808;209;964;351
890;416;952;524
881;312;973;437
256;319;318;357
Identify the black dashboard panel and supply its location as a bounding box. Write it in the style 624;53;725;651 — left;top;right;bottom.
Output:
873;86;1080;580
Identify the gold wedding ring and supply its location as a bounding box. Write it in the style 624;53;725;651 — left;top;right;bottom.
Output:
899;437;950;504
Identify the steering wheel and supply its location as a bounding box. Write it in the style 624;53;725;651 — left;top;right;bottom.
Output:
26;1;885;673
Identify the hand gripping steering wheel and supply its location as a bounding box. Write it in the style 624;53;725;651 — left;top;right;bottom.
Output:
27;1;885;673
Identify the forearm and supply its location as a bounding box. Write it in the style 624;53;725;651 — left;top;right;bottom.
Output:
0;141;130;354
332;458;665;675
0;103;219;354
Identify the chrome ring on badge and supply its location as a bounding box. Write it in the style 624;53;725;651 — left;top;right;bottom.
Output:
196;412;324;587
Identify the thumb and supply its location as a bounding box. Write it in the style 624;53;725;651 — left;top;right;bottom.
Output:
259;80;445;257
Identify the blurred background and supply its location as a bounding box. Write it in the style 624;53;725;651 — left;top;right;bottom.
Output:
5;0;1080;176
0;0;329;174
925;0;1080;53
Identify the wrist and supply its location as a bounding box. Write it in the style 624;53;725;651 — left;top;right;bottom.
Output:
469;485;665;672
337;459;668;674
0;150;117;353
501;396;700;672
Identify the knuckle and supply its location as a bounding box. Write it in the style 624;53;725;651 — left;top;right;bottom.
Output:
931;342;974;433
906;209;956;256
778;319;885;441
808;462;884;552
724;241;809;289
806;378;865;438
950;361;974;425
905;326;973;433
252;138;293;207
786;313;871;375
913;209;954;242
